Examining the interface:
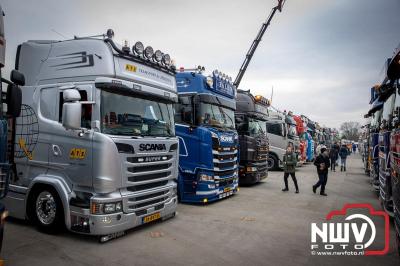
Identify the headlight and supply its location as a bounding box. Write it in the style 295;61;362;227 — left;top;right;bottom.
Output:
104;203;116;213
144;46;154;59
133;41;144;55
91;201;123;214
199;173;214;181
162;54;171;66
206;76;213;88
153;50;163;62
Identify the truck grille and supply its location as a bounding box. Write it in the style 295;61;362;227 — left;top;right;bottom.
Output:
127;180;169;192
116;139;178;215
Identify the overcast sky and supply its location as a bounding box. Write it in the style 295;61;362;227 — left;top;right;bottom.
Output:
2;0;399;128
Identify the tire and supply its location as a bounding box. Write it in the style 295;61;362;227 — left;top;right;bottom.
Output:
30;186;65;234
267;154;279;171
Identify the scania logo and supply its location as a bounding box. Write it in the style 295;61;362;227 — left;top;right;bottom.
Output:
139;144;167;151
220;135;234;142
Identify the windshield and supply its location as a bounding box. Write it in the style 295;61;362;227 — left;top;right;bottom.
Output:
248;118;266;137
198;102;235;130
382;94;395;121
100;90;175;137
287;124;298;137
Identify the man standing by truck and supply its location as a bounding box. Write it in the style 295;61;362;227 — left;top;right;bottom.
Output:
312;147;330;196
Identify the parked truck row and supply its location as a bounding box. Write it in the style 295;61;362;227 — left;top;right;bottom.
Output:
0;1;336;244
361;43;400;254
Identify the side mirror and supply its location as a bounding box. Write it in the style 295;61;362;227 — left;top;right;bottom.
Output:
62;102;82;130
10;70;25;86
6;84;22;117
62;89;81;130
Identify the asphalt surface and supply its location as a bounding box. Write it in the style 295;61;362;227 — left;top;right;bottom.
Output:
2;154;399;266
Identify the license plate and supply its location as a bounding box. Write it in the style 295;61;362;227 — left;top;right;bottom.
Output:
224;187;231;193
143;212;161;224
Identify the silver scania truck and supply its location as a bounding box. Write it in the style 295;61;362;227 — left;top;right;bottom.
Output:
2;30;178;241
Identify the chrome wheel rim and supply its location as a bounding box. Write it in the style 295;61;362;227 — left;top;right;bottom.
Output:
36;191;56;225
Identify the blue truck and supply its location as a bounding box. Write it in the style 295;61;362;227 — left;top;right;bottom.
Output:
174;67;239;203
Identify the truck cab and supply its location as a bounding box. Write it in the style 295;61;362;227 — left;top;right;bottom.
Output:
175;68;239;203
378;72;396;216
265;108;297;170
285;113;301;165
293;115;307;164
235;91;269;185
2;31;178;241
387;44;400;253
367;85;383;191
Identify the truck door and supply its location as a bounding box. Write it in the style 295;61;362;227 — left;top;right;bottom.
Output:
48;85;93;188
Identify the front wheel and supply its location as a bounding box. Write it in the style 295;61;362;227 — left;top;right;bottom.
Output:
267;154;279;171
30;187;65;234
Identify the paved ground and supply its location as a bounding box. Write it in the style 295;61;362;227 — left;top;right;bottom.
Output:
2;154;399;265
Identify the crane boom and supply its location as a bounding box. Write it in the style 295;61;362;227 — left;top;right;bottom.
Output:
234;0;286;88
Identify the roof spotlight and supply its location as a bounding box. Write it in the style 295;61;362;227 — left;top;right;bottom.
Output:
154;50;163;62
162;54;171;66
133;41;144;55
144;46;154;59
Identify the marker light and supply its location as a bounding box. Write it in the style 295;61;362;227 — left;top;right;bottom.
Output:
154;50;163;62
162;54;171;66
144;46;154;59
206;76;213;88
133;41;144;55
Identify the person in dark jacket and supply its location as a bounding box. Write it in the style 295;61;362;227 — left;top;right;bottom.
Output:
312;147;330;196
282;144;299;193
329;145;339;172
339;144;349;171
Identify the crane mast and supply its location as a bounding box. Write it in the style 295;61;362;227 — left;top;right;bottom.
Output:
234;0;286;88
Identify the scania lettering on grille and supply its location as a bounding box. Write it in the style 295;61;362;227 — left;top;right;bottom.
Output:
139;144;167;151
220;135;234;142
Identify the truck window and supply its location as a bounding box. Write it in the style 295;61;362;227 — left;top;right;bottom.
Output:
40;88;57;120
174;97;193;125
58;90;92;129
266;123;282;136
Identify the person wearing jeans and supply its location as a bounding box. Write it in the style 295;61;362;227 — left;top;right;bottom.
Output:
339;144;349;171
313;147;330;196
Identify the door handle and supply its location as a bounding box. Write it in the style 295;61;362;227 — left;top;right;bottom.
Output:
52;145;62;157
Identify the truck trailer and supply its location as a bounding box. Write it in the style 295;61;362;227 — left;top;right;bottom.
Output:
2;30;178;241
175;68;239;203
235;91;269;185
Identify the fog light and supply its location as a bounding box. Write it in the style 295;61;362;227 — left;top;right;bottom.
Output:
203;198;208;203
101;216;112;224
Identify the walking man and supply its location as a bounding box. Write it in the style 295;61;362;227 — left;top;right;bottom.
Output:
339;144;349;171
329;145;339;172
312;147;330;196
282;144;299;193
